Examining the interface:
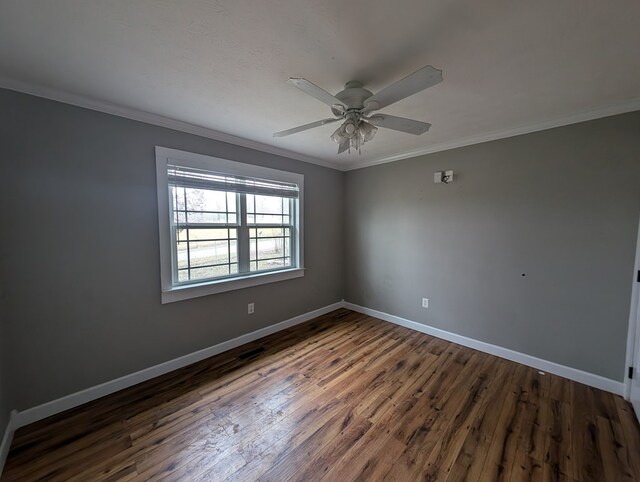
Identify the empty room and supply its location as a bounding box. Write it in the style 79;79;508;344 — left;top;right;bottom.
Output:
1;1;640;481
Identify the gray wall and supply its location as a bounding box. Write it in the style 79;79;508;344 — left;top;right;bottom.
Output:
0;308;10;440
0;89;344;410
346;111;640;381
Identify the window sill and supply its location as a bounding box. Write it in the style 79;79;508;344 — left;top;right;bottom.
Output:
161;268;305;304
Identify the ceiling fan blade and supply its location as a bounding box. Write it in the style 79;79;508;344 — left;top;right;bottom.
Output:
288;78;347;108
366;114;431;135
362;66;442;113
337;136;350;154
273;118;340;137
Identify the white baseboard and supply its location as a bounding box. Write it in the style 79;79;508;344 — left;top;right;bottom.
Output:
0;410;18;477
344;302;624;396
13;301;344;429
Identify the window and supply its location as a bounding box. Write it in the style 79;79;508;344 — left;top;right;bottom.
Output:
156;147;304;303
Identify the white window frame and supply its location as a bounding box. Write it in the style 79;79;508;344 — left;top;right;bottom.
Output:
155;146;304;303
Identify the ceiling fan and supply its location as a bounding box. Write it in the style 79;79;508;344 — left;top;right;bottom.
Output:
273;65;443;154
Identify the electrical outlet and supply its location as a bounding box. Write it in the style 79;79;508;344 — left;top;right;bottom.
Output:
248;302;254;314
422;298;429;308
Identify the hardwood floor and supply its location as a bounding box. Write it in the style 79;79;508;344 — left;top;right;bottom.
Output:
3;309;640;481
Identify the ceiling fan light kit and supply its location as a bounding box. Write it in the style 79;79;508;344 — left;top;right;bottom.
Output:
329;111;378;154
274;65;443;154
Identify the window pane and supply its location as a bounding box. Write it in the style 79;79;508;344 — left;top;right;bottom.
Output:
249;225;292;272
170;187;238;226
177;242;188;269
250;237;289;270
190;240;230;267
177;228;235;242
227;192;237;212
174;211;187;224
255;238;272;261
170;186;186;210
174;225;238;281
190;265;230;280
255;227;286;237
186;189;226;212
187;211;228;224
229;240;238;263
254;195;284;214
257;258;287;271
178;263;239;282
254;214;284;225
247;194;290;226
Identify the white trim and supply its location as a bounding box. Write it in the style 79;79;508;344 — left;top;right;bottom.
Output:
2;77;639;173
0;410;18;478
12;302;343;429
343;97;640;171
155;146;305;303
162;268;305;303
0;76;339;171
624;216;640;406
344;302;624;395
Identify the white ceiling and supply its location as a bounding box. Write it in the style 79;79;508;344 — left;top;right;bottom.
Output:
1;0;639;170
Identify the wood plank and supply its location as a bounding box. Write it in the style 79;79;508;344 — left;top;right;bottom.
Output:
543;398;574;480
510;450;544;482
256;408;371;481
614;396;640;478
571;381;606;482
596;415;635;482
445;361;517;482
476;364;536;482
319;415;406;481
419;355;501;481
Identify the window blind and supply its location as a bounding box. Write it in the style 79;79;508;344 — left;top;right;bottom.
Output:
167;164;299;199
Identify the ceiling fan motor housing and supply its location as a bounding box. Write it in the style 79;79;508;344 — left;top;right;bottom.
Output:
335;81;373;110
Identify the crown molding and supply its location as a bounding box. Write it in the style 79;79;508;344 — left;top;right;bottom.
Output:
0;77;343;171
344;96;640;171
2;76;638;173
